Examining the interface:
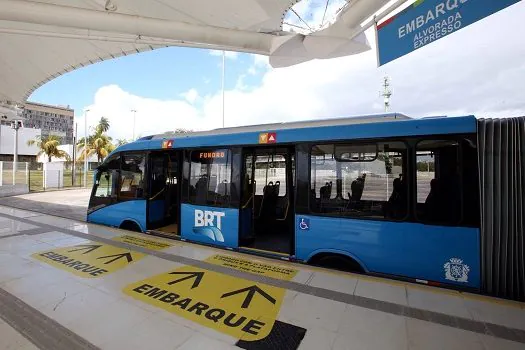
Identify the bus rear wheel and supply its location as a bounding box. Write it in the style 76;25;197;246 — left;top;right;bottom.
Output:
119;221;142;232
309;253;364;273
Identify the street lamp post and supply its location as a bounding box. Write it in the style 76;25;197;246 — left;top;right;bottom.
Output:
222;51;225;128
83;109;90;188
11;120;21;185
72;122;77;186
131;109;136;140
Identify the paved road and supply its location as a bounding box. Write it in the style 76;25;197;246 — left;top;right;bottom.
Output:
0;189;90;221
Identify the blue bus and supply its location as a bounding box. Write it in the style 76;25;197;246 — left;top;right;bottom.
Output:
87;113;525;301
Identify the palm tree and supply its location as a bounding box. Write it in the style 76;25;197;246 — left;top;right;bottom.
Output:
77;133;115;164
77;116;115;164
116;138;128;147
27;135;70;162
96;116;110;134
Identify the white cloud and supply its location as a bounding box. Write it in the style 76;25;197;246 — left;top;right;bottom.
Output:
79;85;201;141
209;49;239;60
180;88;199;104
82;2;525;143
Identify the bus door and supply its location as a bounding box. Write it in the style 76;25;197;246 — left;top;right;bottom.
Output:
147;150;181;235
239;147;295;256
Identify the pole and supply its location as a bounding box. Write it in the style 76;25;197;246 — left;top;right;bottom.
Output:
222;50;225;128
12;121;19;185
131;109;136;140
73;122;77;186
83;109;89;188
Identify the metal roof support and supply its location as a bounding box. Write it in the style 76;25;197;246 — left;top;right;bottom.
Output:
0;0;274;53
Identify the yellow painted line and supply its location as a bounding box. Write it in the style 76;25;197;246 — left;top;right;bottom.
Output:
205;254;298;281
123;265;285;341
32;242;145;278
112;234;175;251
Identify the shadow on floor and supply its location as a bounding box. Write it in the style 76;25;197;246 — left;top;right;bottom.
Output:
0;197;86;222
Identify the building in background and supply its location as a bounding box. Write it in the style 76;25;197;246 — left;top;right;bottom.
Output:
0;123;40;162
0;101;75;162
19;102;74;144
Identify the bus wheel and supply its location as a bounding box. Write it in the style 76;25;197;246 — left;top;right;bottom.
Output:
120;221;142;232
310;254;364;273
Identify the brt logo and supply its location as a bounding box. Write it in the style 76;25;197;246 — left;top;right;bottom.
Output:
193;210;225;243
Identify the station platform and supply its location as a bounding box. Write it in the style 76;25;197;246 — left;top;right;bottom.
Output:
0;205;524;350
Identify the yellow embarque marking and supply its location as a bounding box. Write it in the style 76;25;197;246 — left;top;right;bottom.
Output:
32;241;145;278
112;234;174;250
205;254;298;281
123;265;285;341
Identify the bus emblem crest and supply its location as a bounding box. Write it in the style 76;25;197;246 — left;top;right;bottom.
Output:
444;258;470;283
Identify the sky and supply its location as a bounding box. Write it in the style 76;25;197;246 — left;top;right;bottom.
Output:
28;0;525;143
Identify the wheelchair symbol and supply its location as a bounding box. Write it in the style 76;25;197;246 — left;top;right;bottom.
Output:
299;218;310;231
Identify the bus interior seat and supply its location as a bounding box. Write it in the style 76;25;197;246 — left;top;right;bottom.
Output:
195;176;208;203
209;175;217;192
320;181;332;199
424;178;443;222
319;181;332;211
257;182;279;233
214;181;231;205
350;175;366;201
217;180;229;196
384;176;407;219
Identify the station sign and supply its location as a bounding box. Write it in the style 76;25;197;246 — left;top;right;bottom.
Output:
376;0;521;66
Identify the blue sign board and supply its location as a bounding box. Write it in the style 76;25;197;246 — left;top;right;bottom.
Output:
180;203;239;248
377;0;521;65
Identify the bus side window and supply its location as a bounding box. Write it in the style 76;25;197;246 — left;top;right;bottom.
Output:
188;149;232;207
94;170;116;199
309;142;407;221
416;140;461;225
118;153;146;201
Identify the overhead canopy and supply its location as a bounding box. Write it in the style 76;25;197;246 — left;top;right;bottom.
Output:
0;0;395;105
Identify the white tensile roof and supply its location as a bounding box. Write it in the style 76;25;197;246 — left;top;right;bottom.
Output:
0;0;393;105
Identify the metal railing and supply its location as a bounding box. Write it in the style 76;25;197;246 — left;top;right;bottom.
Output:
0;161;29;186
0;161;93;191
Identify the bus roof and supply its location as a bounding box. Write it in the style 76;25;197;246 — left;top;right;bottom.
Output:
113;113;477;154
144;112;411;140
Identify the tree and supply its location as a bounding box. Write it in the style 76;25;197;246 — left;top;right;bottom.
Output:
116;139;128;147
77;117;115;164
96;116;110;134
27;135;70;162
